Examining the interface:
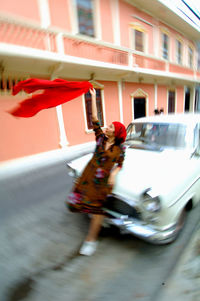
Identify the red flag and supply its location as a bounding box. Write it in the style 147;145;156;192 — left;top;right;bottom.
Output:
9;78;93;117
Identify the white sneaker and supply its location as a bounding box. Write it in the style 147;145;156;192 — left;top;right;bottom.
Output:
79;241;98;256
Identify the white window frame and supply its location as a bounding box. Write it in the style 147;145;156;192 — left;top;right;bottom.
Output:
71;0;100;39
167;89;177;114
161;32;169;60
130;24;147;54
188;44;194;69
131;88;149;121
176;38;183;65
82;87;106;133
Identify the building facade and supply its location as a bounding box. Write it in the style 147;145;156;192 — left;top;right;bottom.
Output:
0;0;200;162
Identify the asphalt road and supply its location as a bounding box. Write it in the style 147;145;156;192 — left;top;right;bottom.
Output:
0;162;199;301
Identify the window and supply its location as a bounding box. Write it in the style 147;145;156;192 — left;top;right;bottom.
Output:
135;29;144;52
176;40;182;65
85;89;104;129
168;90;175;113
76;0;94;37
195;87;200;112
0;78;25;94
188;46;193;68
197;45;200;71
162;33;169;60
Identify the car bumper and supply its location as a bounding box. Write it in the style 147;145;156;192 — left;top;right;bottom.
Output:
103;209;179;245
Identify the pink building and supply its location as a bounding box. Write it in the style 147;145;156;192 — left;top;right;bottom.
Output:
0;0;200;162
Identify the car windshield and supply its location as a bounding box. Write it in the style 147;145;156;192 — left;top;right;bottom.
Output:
126;122;188;151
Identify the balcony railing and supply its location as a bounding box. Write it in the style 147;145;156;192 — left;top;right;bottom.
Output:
0;16;129;67
1;15;198;79
0;19;57;52
63;36;128;65
134;54;166;71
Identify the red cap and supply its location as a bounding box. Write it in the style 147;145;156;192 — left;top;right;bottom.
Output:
112;121;127;143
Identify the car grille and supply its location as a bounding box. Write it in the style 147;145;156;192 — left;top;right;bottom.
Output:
104;195;141;219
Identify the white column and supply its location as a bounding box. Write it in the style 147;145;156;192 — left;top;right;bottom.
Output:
51;73;69;148
95;0;102;40
192;86;196;112
69;0;79;35
56;33;65;55
118;81;123;123
154;82;158;109
55;105;69;148
111;0;120;45
37;0;51;28
153;25;159;58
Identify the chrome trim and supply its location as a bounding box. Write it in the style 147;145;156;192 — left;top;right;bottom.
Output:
103;209;179;244
109;193;139;208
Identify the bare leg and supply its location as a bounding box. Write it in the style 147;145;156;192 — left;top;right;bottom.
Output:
85;214;104;241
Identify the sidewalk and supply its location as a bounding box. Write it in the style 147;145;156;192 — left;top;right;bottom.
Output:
160;223;200;301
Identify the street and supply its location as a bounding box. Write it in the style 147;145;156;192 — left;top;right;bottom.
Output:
0;162;199;301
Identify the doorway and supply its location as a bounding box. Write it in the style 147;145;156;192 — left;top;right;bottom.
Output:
134;97;146;119
184;87;191;112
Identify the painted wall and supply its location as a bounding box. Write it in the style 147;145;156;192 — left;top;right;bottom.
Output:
0;0;198;162
102;81;120;125
48;0;71;31
157;86;167;113
99;0;114;43
0;95;60;161
176;86;184;113
0;0;40;21
119;1;154;55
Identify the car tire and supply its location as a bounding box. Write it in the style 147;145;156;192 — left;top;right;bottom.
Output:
173;209;187;241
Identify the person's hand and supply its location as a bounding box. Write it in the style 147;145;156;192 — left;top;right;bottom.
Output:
89;88;96;97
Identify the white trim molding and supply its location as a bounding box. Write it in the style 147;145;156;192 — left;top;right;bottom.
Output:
118;80;124;123
51;72;69;148
94;0;102;40
56;105;69;148
154;82;158;109
82;87;106;133
37;0;51;28
70;0;100;39
111;0;120;45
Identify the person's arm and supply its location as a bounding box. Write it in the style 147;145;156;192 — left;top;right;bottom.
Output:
108;146;126;186
108;166;121;186
89;88;98;122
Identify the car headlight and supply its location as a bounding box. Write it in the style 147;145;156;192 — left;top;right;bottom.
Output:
141;189;161;213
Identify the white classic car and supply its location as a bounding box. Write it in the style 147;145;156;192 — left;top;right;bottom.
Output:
67;114;200;244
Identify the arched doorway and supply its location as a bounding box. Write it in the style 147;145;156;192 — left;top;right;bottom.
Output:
131;89;148;120
134;97;146;119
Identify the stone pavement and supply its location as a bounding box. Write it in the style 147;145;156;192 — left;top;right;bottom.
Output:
159;224;200;301
0;148;200;301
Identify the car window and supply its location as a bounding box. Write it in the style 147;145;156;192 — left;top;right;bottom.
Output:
126;122;187;150
194;124;200;155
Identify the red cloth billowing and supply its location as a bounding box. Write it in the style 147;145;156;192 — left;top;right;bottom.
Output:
9;78;93;117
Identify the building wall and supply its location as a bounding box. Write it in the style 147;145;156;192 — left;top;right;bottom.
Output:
0;0;40;21
48;0;71;31
157;86;167;113
0;95;59;161
100;0;114;43
0;0;199;162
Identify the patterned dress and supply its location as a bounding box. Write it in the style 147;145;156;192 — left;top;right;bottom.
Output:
67;120;126;215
